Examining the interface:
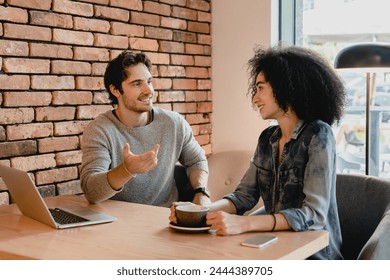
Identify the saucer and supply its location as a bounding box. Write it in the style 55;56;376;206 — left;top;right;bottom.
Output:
169;222;210;233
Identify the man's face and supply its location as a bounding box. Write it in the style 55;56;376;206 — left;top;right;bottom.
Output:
116;63;154;113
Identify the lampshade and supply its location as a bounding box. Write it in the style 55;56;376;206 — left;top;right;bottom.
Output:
334;43;390;70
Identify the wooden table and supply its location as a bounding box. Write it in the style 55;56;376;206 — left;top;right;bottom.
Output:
0;195;329;260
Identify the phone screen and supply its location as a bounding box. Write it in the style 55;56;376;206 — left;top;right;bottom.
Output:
241;234;278;248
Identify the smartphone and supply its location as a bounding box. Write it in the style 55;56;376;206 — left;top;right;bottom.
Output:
241;234;278;248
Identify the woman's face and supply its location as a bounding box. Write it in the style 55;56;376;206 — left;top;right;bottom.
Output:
251;72;284;120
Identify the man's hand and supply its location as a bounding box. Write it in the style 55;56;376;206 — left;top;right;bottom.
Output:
192;192;212;206
122;143;160;175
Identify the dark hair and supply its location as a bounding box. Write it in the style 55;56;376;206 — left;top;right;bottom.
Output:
104;51;152;104
247;44;346;125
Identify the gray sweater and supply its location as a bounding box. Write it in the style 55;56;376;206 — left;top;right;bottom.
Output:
80;107;208;207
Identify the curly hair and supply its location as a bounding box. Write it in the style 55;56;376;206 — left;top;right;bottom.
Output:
247;44;346;125
104;51;152;104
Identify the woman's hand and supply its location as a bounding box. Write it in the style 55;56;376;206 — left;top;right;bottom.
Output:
206;211;249;236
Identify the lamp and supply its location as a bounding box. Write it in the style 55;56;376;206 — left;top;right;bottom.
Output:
334;43;390;175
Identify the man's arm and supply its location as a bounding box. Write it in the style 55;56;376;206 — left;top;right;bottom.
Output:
188;169;212;205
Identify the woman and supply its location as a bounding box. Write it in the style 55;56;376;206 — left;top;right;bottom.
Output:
170;44;346;259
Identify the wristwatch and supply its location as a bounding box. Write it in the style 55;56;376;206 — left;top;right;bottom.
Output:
193;187;210;198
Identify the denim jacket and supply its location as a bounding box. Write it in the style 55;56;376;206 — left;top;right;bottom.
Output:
225;120;343;259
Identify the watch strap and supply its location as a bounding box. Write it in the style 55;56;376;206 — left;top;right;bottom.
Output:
193;187;210;198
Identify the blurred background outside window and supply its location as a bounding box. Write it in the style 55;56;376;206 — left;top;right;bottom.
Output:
281;0;390;178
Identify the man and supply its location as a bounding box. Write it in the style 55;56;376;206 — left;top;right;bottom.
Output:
80;51;210;207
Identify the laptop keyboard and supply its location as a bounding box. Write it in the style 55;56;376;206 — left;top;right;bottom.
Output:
49;208;89;224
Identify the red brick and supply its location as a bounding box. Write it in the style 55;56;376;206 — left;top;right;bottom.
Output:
171;7;197;20
158;65;186;77
154;103;172;111
131;12;160;27
94;33;128;49
198;11;212;22
158;91;185;102
161;17;187;30
6;123;53;140
52;0;93;17
198;123;212;135
94;5;129;22
36;106;76;121
160;0;186;6
185;43;205;54
194;55;211;66
75;76;105;90
129;38;158;51
31;75;75;90
185;67;210;78
52;91;93;105
29;11;73;28
172;79;197;90
74;17;110;32
202;144;212;155
0;192;9;206
144;1;171;16
185;113;210;125
160;41;185;53
6;0;51;10
195;134;210;145
185;90;208;102
197;79;211;90
38;136;80;153
0;74;30;90
51;60;91;75
173;30;197;43
3;92;52;107
144;52;170;65
152;78;172;90
76;105;113;119
54;121;90;136
198;34;212;45
52;29;93;46
110;0;143;11
173;102;197;113
11;154;56;172
187;0;210;11
3;58;50;74
74;47;110;61
78;0;108;4
57;180;83;195
145;27;173;40
188;21;210;34
0;140;37;158
171;54;194;66
111;22;144;37
0;40;28;56
35;166;78;185
3;23;51;41
92;63;107;76
197;101;212;113
0;108;34;125
93;92;112;104
29;43;73;59
56;150;82;166
0;6;28;23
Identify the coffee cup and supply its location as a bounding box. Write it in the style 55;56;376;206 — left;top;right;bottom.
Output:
175;204;209;227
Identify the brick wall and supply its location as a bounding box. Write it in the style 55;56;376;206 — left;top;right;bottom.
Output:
0;0;212;206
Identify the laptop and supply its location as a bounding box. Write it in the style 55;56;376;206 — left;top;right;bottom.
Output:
0;165;116;229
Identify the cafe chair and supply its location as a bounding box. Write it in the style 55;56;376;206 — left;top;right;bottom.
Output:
336;173;390;260
206;150;263;215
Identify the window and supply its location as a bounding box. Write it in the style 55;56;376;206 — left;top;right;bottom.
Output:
280;0;390;178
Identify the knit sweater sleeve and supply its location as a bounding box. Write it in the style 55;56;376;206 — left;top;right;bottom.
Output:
80;113;122;203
